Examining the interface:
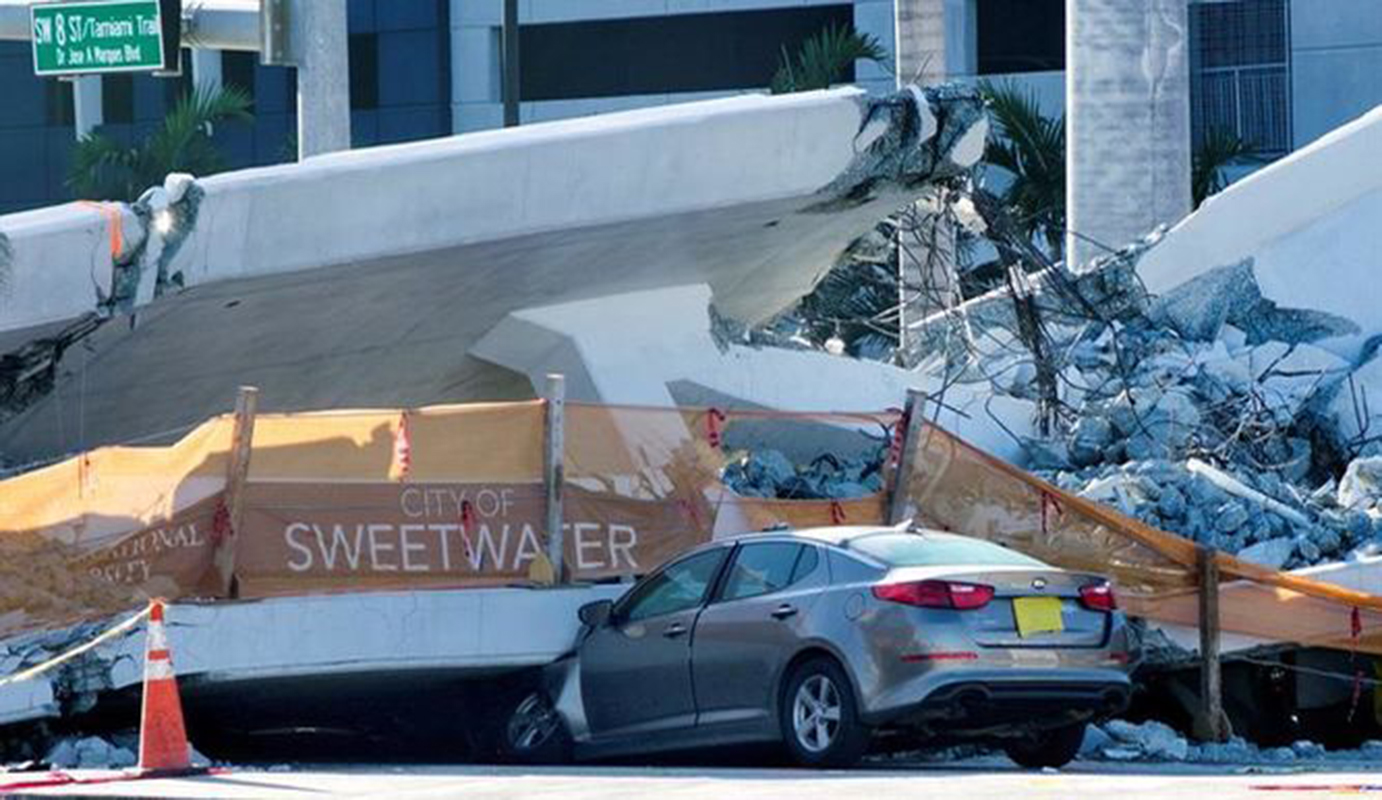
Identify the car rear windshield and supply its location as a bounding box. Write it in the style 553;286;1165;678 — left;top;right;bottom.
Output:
848;533;1048;568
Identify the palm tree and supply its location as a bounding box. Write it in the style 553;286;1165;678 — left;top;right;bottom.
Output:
1192;128;1252;208
770;23;888;94
68;84;253;202
977;80;1066;261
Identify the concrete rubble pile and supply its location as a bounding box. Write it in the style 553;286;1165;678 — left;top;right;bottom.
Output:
41;735;137;770
729;107;1382;574
728;242;1382;567
737;220;1382;569
1081;719;1382;765
948;242;1382;570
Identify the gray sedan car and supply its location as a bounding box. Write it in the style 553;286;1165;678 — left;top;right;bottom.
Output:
503;525;1135;768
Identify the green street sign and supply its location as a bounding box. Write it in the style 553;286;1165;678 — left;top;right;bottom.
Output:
31;1;167;76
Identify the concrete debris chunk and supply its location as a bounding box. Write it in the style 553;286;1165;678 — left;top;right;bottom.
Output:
1235;536;1295;570
1084;721;1374;765
722;445;885;501
1101;719;1189;761
43;735;136;770
1338;456;1382;510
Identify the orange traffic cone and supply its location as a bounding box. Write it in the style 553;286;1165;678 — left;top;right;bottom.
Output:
137;600;192;774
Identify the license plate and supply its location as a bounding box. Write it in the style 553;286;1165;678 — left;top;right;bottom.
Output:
1013;596;1064;638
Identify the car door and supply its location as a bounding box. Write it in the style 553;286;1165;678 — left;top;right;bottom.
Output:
578;546;729;740
691;541;827;729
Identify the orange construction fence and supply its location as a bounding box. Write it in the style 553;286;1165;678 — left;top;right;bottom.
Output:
0;397;1378;657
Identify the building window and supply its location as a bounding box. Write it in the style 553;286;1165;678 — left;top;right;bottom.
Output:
102;74;134;124
163;50;194;106
45;80;74;127
349;33;379;109
222;51;258;110
518;5;854;102
1190;0;1291;154
977;0;1064;74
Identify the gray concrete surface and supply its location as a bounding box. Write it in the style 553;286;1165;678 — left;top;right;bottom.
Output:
0;192;895;463
11;761;1382;799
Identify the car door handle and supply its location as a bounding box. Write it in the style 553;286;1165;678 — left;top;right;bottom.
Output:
663;623;688;638
771;604;798;620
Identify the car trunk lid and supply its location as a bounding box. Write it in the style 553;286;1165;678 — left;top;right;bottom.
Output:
885;566;1111;648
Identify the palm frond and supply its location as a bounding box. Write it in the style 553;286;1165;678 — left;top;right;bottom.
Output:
68;83;253;202
1192;127;1252;208
977;80;1066;260
67;133;140;201
771;23;888;94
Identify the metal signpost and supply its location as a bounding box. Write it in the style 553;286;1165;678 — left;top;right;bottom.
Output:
30;0;172;76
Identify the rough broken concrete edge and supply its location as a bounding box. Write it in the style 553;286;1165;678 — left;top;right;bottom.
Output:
749;86;985;351
105;180;204;316
807;85;984;214
0;179;204;438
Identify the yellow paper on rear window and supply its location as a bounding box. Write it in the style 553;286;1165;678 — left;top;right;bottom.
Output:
1013;596;1064;638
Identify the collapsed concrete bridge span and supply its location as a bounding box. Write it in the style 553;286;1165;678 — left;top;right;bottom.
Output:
0;85;987;466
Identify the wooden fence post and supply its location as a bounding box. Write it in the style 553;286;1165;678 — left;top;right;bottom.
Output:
1197;544;1231;742
217;385;258;596
888;388;928;525
544;374;566;584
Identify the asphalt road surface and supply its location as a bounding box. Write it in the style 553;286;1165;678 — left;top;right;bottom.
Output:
11;760;1382;799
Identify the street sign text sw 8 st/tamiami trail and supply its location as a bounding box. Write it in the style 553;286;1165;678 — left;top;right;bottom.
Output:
31;0;167;76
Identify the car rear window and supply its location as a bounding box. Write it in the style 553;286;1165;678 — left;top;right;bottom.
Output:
848;533;1047;568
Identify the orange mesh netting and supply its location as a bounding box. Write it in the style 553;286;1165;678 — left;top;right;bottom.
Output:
0;397;1378;655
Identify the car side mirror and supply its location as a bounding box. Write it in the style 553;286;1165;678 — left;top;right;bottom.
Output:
578;599;614;628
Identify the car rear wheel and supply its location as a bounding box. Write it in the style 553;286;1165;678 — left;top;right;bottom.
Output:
780;658;870;768
1002;723;1086;769
501;691;572;764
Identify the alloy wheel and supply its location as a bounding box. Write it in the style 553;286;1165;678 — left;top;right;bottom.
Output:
792;674;842;753
507;693;560;752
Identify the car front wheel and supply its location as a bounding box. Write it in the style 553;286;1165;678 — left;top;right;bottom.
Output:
501;691;572;764
1002;723;1086;769
779;657;871;768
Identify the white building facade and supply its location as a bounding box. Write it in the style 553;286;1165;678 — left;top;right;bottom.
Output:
448;0;1381;159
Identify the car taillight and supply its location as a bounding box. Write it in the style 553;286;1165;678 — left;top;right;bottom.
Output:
1079;581;1118;611
873;580;995;610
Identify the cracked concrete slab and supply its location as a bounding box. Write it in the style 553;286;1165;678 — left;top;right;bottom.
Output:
0;86;985;463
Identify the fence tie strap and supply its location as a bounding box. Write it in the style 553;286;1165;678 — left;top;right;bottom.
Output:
888;406;909;467
459;500;477;564
676;498;703;529
705;407;727;448
210;497;232;546
1040;490;1064;536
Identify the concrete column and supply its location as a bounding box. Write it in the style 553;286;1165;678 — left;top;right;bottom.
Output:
72;76;102;139
293;0;351;158
1066;0;1192;270
895;0;947;85
895;0;977;85
191;48;223;91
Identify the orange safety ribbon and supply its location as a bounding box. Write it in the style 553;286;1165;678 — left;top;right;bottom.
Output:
77;200;124;261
